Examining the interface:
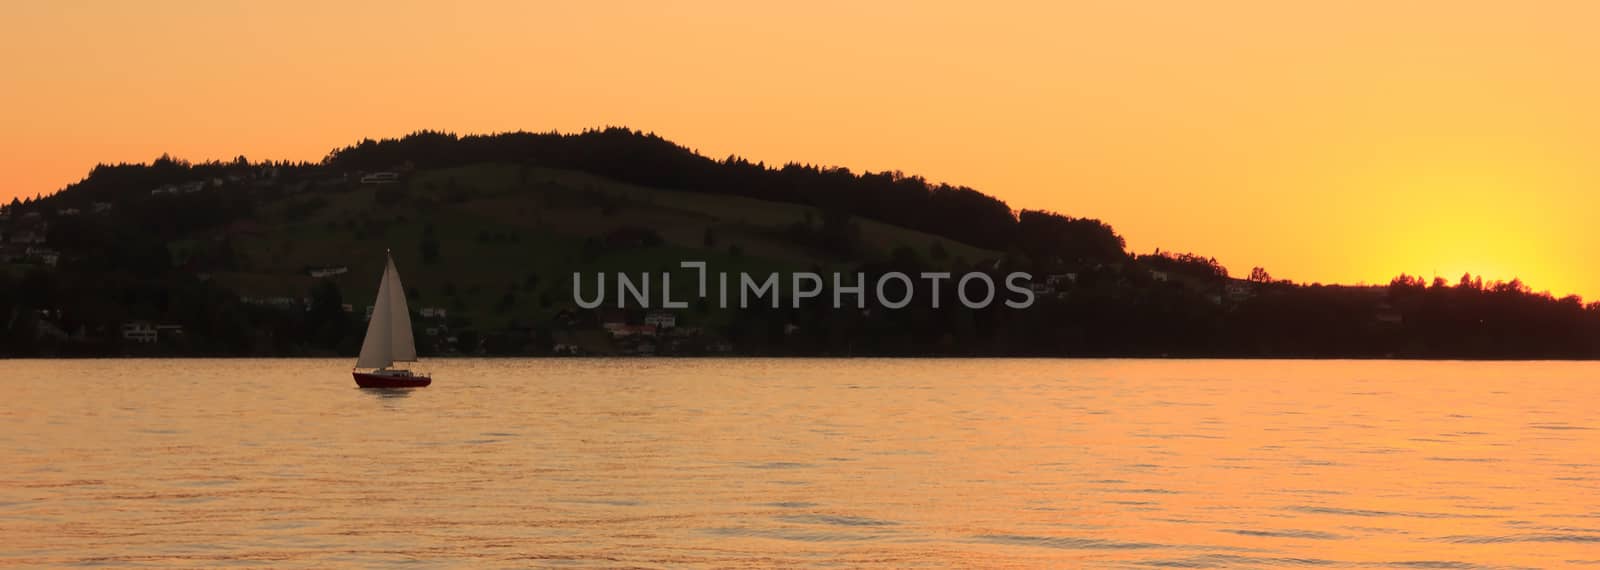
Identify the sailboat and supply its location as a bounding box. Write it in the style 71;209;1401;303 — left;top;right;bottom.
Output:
352;251;432;388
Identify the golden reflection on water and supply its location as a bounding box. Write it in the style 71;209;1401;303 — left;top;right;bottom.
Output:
2;359;1598;568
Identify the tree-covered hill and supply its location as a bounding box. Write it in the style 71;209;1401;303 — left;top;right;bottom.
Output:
3;128;1598;358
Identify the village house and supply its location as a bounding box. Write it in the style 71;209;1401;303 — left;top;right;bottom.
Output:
1224;280;1256;303
120;322;157;343
360;172;400;185
243;296;298;310
26;246;59;267
307;265;349;278
668;326;702;338
643;310;676;329
1047;273;1078;288
603;323;658;338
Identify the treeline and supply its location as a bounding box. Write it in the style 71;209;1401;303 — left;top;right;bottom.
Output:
0;268;360;357
323;128;1124;260
8;128;1600;359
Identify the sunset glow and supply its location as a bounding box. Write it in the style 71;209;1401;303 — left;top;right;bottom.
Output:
3;1;1597;298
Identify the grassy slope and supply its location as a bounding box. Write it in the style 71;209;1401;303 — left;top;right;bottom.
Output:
224;164;998;332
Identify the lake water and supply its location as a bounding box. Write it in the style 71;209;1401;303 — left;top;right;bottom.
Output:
2;359;1598;568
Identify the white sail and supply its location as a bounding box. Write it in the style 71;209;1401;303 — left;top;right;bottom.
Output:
355;253;417;368
385;256;417;362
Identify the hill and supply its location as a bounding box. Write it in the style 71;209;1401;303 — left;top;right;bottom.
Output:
2;128;1599;359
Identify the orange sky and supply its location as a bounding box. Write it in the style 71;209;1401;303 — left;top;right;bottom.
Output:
2;1;1597;299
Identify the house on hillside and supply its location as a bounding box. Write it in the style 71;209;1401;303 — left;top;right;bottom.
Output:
56;208;80;216
361;172;400;185
1047;273;1077;288
1224;280;1256;303
121;322;157;343
26;246;59;267
643;310;676;329
604;323;657;338
307;265;348;278
92;202;113;213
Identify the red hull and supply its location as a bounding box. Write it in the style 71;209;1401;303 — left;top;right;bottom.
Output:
353;372;432;388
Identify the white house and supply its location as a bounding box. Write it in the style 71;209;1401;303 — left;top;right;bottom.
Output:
361;172;400;185
121;322;157;343
307;266;348;278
